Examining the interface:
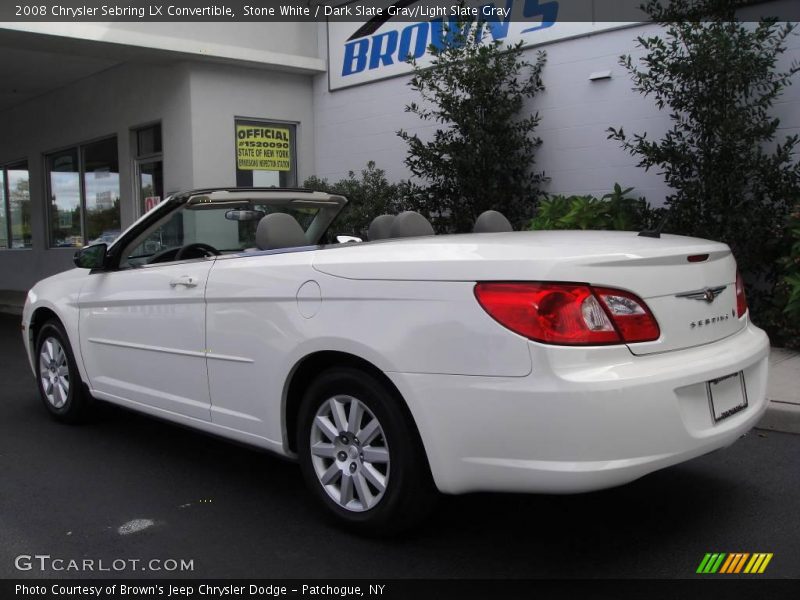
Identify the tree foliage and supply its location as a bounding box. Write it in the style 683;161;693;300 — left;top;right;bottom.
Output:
303;162;406;239
783;204;800;320
774;202;800;347
398;21;547;232
608;0;800;302
529;184;663;232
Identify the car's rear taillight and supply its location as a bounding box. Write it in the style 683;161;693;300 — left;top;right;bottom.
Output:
735;270;748;318
474;282;660;346
591;287;661;343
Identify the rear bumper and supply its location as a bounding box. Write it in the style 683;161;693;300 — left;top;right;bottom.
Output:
388;321;770;494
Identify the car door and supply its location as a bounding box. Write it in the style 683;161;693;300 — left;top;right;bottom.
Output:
204;249;320;446
78;258;214;421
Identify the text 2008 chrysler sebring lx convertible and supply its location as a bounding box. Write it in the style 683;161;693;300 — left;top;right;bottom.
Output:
22;188;769;533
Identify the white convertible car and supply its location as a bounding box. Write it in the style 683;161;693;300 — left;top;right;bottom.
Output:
22;188;769;533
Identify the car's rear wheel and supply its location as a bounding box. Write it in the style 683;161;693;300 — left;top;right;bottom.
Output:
297;367;437;534
35;320;92;423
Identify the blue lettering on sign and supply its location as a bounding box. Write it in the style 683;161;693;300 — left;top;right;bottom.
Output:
369;30;399;69
340;0;559;77
342;38;369;76
399;22;430;61
482;0;514;40
521;0;558;33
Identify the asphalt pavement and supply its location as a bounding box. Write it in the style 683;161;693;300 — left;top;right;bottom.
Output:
1;313;798;579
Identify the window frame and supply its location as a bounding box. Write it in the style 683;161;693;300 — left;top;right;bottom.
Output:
44;134;120;249
0;158;31;250
131;121;164;219
234;117;299;188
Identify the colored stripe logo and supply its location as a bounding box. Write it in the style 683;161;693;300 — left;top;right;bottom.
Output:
696;553;773;574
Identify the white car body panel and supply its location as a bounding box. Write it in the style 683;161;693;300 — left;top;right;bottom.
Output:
203;251;533;447
23;269;89;383
77;260;215;421
389;323;768;494
22;213;770;496
314;231;744;355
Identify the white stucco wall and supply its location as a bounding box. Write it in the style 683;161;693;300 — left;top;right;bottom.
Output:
187;62;316;188
313;19;800;205
313;23;670;202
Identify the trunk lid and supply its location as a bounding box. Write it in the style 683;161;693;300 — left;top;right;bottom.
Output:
313;230;745;355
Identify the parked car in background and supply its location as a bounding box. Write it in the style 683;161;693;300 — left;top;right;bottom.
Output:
88;229;121;246
22;188;770;533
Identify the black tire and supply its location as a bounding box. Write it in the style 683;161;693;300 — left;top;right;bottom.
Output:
34;320;93;424
297;367;437;535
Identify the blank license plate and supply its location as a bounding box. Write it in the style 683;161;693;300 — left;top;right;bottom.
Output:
707;372;748;423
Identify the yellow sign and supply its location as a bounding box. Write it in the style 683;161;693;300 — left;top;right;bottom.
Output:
236;124;291;171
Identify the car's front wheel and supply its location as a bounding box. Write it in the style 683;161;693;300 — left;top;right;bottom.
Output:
35;320;92;423
297;367;437;534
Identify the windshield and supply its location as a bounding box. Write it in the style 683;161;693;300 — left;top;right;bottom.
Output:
120;192;344;269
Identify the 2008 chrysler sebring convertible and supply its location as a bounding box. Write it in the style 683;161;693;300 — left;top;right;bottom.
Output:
22;188;769;533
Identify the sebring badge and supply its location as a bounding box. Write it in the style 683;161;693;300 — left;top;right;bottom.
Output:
689;313;732;329
676;285;727;303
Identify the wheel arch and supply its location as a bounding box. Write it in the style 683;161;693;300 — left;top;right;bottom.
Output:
28;306;62;365
282;351;428;469
28;305;90;387
29;306;61;342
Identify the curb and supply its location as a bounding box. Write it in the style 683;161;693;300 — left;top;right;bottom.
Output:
758;401;800;435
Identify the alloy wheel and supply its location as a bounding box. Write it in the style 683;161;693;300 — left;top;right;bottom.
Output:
309;394;390;512
38;337;70;409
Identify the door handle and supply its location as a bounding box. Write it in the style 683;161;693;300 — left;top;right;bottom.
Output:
169;276;198;288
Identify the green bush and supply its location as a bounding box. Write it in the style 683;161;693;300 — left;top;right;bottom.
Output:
398;20;547;232
764;204;800;349
302;162;404;239
529;184;662;231
607;0;800;324
784;206;800;321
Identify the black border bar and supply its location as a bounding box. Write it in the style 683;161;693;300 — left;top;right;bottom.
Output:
1;0;798;22
4;579;800;600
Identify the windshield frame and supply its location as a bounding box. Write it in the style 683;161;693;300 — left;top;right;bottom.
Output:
104;188;348;271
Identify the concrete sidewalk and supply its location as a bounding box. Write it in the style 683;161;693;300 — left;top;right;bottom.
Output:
0;288;797;432
759;347;800;434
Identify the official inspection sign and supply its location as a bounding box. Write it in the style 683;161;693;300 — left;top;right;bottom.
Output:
236;125;291;171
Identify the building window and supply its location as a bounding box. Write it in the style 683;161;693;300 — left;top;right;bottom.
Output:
133;123;164;215
235;119;297;188
0;161;32;249
46;137;121;248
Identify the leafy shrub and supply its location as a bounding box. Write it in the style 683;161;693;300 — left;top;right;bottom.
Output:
398;20;547;232
607;0;800;322
784;206;800;321
763;204;800;349
529;184;662;231
303;162;404;239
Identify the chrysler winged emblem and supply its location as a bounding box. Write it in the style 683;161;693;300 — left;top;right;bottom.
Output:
676;285;727;304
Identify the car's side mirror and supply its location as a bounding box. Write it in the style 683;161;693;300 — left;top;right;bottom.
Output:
74;243;108;269
336;235;363;244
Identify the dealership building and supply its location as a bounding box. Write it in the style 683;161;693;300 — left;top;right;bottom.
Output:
0;0;797;296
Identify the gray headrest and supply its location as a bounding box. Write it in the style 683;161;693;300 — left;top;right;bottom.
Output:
473;210;513;233
389;211;435;238
256;213;307;250
368;214;395;241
